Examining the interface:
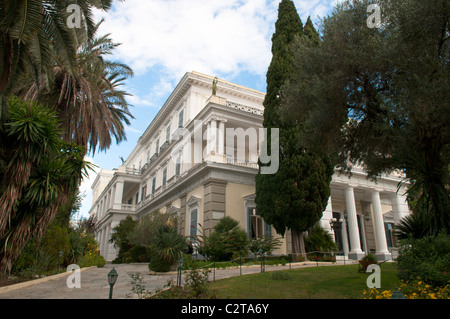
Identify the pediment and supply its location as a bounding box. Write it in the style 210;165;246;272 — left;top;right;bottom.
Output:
167;205;180;215
187;195;201;206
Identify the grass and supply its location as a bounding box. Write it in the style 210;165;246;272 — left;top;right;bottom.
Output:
208;263;401;299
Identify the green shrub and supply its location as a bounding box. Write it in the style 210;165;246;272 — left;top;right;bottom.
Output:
397;233;450;287
78;253;106;268
110;216;136;263
128;245;151;262
196;217;248;261
148;226;186;272
361;253;377;263
148;255;172;272
184;264;211;297
39;225;71;268
248;236;282;256
305;225;337;253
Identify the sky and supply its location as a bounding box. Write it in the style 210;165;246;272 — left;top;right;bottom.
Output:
76;0;339;220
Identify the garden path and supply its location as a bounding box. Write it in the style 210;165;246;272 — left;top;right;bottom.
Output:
0;260;357;299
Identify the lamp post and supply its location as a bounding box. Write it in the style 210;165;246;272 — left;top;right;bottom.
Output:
177;258;184;288
329;217;344;262
107;268;118;299
258;249;265;273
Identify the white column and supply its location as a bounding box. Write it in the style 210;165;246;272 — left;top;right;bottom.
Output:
210;119;217;154
218;121;225;156
97;228;103;255
391;193;410;224
371;190;391;260
344;187;364;259
110;186;116;209
321;197;334;237
113;181;124;210
104;224;111;261
206;121;211;156
109;220;121;261
101;227;107;257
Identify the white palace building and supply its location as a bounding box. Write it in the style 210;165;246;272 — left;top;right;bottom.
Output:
89;71;411;262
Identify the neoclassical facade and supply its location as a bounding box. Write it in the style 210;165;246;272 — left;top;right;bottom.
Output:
89;71;411;262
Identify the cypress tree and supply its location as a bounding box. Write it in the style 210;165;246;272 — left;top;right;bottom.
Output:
255;1;334;257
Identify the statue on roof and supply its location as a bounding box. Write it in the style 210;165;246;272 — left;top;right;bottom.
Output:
212;76;218;96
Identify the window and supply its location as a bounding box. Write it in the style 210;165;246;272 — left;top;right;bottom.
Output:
135;192;139;205
162;168;167;186
141;185;147;201
175;156;181;176
385;223;394;248
155;138;159;155
247;208;271;239
166;124;171;142
190;209;198;237
151;177;156;194
178;109;184;128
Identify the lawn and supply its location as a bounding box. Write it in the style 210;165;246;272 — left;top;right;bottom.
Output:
208;263;401;299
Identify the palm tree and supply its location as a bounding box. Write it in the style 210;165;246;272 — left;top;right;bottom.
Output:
21;20;134;154
0;97;91;274
0;0;116;118
395;213;434;240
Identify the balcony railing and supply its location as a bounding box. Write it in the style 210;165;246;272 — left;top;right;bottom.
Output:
226;158;259;169
125;167;141;175
119;204;136;212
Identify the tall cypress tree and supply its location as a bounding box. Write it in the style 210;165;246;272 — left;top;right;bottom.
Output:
256;1;334;256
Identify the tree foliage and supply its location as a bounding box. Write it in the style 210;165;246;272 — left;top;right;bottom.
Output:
18;19;134;155
282;0;449;235
0;0;120;118
196;216;249;261
255;0;334;255
0;97;92;274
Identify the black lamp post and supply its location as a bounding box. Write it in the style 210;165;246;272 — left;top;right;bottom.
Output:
177;258;184;288
329;217;343;247
258;249;265;273
107;268;118;299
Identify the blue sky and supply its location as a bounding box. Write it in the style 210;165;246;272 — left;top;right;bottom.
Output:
77;0;339;220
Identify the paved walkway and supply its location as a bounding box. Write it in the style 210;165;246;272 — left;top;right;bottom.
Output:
0;261;357;299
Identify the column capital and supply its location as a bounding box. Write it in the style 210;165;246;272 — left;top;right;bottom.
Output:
369;187;384;194
344;183;360;191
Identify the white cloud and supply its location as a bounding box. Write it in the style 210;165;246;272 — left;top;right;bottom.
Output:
127;92;154;108
94;0;278;81
125;126;143;134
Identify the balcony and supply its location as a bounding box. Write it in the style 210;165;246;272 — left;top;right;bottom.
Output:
159;140;170;153
226;157;259;170
125;167;141;175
